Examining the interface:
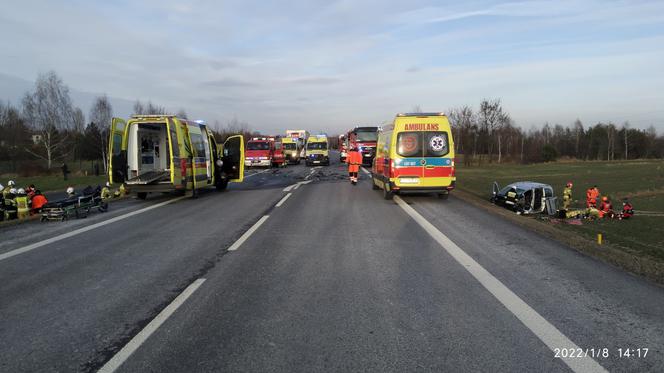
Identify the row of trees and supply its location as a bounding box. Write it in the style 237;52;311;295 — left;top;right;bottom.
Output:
447;99;664;165
0;71;256;175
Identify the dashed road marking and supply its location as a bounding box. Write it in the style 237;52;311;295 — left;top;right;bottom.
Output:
394;195;608;373
276;193;292;207
0;196;186;263
227;215;270;251
361;167;371;175
98;278;206;373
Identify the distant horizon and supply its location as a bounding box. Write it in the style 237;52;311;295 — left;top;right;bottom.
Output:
1;0;663;134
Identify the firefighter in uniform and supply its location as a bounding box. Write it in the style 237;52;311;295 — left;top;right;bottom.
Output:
101;182;112;200
586;185;599;208
562;181;573;210
15;188;30;220
619;199;634;220
2;180;15;199
4;188;17;220
598;196;614;219
346;146;362;185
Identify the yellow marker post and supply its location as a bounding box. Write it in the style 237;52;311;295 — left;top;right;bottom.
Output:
597;233;603;245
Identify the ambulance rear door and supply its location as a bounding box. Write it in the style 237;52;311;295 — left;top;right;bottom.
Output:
223;135;245;182
421;131;452;179
108;117;127;184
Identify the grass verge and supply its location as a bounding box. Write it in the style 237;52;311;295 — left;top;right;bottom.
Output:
455;159;664;284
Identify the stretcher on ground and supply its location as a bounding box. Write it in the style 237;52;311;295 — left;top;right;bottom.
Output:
41;186;108;222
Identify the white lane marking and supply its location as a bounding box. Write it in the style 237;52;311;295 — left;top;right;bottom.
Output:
98;278;206;373
227;215;269;251
393;196;608;373
283;184;297;192
0;197;186;263
283;180;312;191
244;169;271;178
294;183;302;190
276;193;292;207
361;167;371;175
300;180;312;185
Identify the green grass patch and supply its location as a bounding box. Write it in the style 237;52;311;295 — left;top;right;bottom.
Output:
0;173;108;194
457;159;664;261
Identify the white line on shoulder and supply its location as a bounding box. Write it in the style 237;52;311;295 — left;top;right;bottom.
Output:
98;278;206;373
394;196;608;373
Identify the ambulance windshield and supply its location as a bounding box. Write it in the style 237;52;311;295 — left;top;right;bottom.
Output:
307;142;327;150
283;143;297;150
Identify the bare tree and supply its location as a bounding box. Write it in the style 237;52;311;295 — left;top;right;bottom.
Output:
21;71;75;169
90;95;113;172
176;109;188;119
478;98;506;163
72;107;85;133
411;105;423;113
622;121;630;159
133;100;145;115
573;119;583;158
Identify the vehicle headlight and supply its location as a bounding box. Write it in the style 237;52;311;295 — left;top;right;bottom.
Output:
216;159;223;167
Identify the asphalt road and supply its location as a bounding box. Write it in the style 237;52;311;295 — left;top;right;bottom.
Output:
1;151;663;372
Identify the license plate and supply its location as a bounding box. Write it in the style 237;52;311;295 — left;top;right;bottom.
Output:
252;160;260;163
364;153;371;157
399;177;419;184
313;161;320;164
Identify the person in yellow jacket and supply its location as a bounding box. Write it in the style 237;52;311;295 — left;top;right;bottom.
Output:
562;181;573;210
101;182;113;200
2;180;15;199
15;188;30;219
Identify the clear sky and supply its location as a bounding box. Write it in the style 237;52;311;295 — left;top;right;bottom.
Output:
1;0;663;134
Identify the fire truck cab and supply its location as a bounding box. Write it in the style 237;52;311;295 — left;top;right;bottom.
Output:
108;115;244;199
349;126;379;166
245;137;274;167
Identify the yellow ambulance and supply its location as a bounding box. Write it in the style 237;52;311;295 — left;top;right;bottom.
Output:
305;135;330;166
108;115;244;199
281;137;301;164
371;113;456;200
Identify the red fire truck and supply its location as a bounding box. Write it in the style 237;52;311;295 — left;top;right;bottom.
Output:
347;126;379;166
244;137;274;167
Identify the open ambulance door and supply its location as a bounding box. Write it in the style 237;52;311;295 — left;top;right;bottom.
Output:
108;117;127;184
222;135;244;182
492;181;500;200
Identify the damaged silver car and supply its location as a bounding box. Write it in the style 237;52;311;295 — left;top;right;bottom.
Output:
491;181;556;215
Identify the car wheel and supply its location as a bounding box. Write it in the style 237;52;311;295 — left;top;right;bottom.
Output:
137;192;148;200
438;192;449;200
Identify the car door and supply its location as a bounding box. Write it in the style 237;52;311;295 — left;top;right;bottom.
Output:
108;117;127;184
223;135;245;182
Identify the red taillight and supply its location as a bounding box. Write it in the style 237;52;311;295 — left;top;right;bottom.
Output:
389;159;395;178
451;167;455;177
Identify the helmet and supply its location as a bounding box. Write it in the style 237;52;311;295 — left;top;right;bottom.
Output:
566;181;573;188
66;186;74;195
602;196;608;202
105;182;110;187
8;180;15;186
17;188;25;194
9;188;17;194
